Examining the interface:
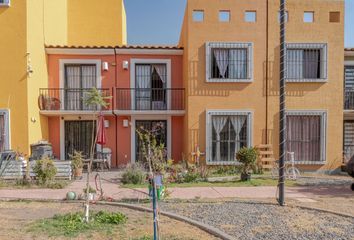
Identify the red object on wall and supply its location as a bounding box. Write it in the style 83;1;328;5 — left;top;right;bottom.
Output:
96;114;107;145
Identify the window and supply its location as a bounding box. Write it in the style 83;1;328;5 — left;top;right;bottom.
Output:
206;42;253;82
219;11;230;22
344;66;354;109
286;43;327;82
193;10;204;22
329;12;340;23
344;120;354;164
304;12;314;23
206;111;252;165
245;11;256;22
0;0;10;7
278;11;289;23
0;110;10;152
286;111;326;164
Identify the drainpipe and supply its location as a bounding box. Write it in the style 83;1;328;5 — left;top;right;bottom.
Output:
113;48;119;168
265;0;269;144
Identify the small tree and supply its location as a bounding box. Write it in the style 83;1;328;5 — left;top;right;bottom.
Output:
236;147;258;181
83;87;111;223
33;157;57;185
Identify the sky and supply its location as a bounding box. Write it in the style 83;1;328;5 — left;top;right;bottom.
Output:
124;0;354;47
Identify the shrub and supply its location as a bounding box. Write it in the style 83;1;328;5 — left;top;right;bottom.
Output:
70;151;84;170
33;157;57;184
121;164;146;185
95;211;127;224
236;147;259;175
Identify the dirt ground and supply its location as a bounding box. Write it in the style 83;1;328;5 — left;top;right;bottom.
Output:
0;201;218;240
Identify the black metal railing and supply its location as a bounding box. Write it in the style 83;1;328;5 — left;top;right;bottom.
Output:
345;90;354;110
38;88;112;111
115;88;185;111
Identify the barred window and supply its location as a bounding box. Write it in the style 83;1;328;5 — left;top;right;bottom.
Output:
344;66;354;110
0;110;10;152
0;0;10;6
286;43;327;82
206;42;253;82
206;111;252;165
286;111;326;164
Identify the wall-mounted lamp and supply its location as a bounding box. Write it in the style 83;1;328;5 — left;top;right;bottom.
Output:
122;61;129;70
104;120;110;128
123;119;129;128
102;62;109;71
26;52;33;76
30;117;36;123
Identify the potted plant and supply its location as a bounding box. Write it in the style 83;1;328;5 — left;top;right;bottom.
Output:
236;147;258;181
70;151;84;179
83;185;97;201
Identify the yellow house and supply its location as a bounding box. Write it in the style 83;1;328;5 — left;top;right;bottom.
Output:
179;0;344;173
0;0;126;155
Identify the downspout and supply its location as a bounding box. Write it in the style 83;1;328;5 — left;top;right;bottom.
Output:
113;48;119;168
265;0;269;144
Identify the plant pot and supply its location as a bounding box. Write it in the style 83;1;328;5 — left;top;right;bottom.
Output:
73;168;83;179
83;193;96;201
240;172;251;181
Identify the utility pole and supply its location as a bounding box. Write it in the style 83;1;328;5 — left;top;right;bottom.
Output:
278;0;286;206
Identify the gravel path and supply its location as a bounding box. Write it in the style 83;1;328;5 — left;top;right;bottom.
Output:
159;201;354;240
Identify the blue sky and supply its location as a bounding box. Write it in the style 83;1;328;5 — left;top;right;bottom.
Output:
124;0;354;47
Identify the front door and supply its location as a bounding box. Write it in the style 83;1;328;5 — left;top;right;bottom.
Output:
64;120;96;159
135;120;167;163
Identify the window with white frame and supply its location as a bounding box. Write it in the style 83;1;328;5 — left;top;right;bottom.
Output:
286;111;326;164
206;111;252;164
286;43;327;82
206;42;253;82
0;0;10;6
0;110;10;152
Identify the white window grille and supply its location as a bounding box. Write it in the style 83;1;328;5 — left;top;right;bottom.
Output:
286;110;327;164
0;0;10;7
286;43;328;82
206;110;252;165
206;42;253;82
0;110;10;152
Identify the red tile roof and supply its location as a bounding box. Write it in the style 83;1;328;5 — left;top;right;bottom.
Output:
345;48;354;51
45;44;183;50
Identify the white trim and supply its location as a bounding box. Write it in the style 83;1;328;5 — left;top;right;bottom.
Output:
286;43;328;83
59;116;98;160
0;109;10;151
114;110;185;116
206;110;253;165
40;110;113;116
59;59;102;111
205;42;254;83
116;48;183;55
46;48;114;55
345;51;354;57
286;110;327;164
344;60;354;66
130;115;172;164
130;59;172;110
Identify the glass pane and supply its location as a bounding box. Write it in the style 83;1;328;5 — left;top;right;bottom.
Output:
219;11;230;22
193;10;204;22
245;11;256;22
304;12;314;23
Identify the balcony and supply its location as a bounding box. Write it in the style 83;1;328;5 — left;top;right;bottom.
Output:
38;88;112;115
115;88;185;115
345;90;354;111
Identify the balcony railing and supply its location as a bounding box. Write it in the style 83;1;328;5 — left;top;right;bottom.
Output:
115;88;185;111
344;90;354;110
38;88;112;111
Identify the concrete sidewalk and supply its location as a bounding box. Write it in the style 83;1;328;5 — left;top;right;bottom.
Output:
0;172;352;201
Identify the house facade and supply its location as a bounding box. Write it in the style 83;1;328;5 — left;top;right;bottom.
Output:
0;0;126;155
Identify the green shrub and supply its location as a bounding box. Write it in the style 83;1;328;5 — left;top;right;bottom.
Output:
121;164;146;185
95;211;127;224
70;151;83;170
33;157;57;184
236;147;258;175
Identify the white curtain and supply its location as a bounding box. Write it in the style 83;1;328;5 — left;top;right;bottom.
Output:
81;65;97;110
229;49;247;79
213;49;229;78
65;66;81;110
212;116;228;162
287;49;303;79
230;116;247;155
303;50;320;79
136;65;151;110
153;64;167;84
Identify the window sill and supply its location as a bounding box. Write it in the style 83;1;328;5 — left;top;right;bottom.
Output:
286;78;328;83
206;161;241;166
207;78;253;83
293;161;326;165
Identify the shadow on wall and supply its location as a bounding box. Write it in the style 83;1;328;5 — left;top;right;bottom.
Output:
186;111;207;163
268;46;324;97
188;45;251;97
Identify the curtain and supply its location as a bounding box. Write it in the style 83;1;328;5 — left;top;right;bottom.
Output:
303;49;320;79
152;65;167;110
213;49;229;78
136;65;151;110
230;116;247;156
153;65;167;84
0;114;4;152
212;116;228;162
287;50;303;79
81;65;97;110
287;115;321;162
65;66;81;110
229;49;247;79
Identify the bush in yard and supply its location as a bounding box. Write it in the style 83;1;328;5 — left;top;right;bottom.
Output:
33;157;57;184
121;164;146;185
236;147;258;181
